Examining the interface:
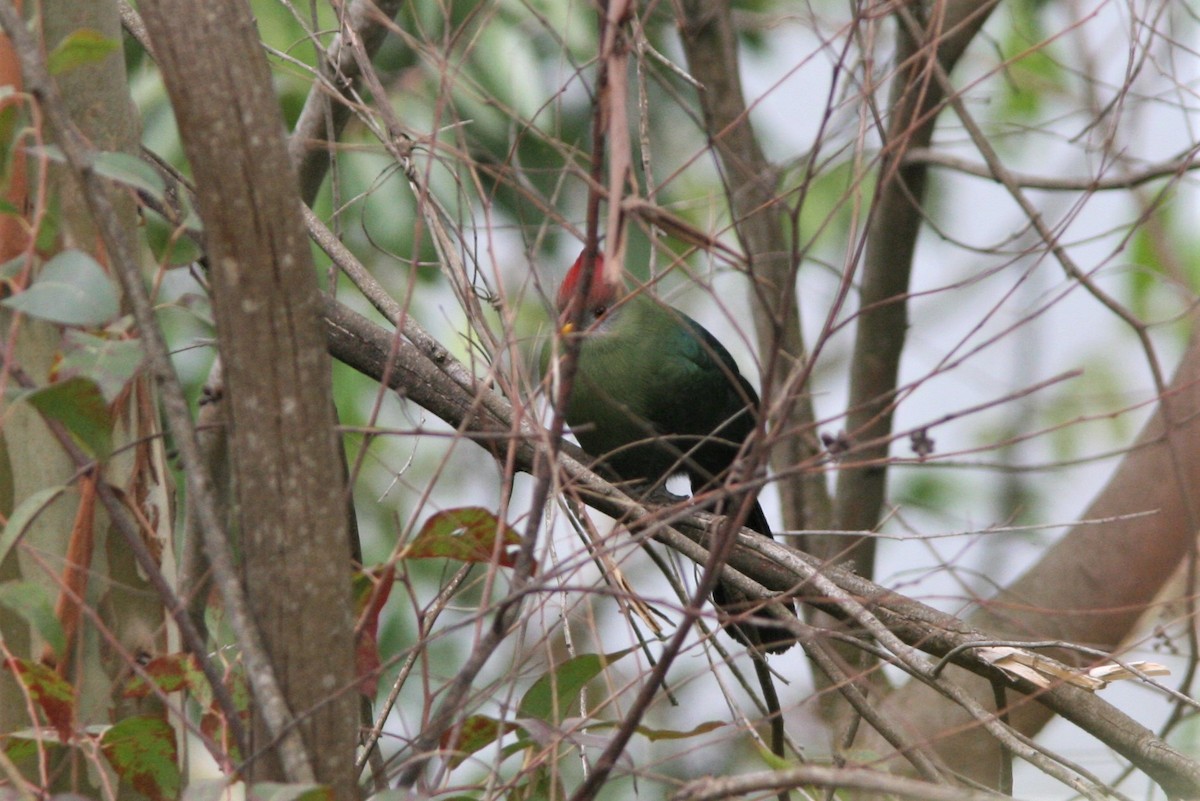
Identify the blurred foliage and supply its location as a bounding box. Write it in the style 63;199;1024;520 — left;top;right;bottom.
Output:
1126;192;1200;334
892;468;961;517
993;0;1068;124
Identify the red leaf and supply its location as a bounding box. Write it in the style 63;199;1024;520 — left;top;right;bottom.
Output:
441;715;520;768
5;657;74;741
355;632;382;698
122;652;203;698
401;507;527;571
201;668;249;764
353;565;395;622
100;715;180;801
353;566;394;697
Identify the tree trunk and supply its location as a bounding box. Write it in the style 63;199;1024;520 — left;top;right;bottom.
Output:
139;0;358;795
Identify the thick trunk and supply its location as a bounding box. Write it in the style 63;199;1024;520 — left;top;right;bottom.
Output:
139;0;358;795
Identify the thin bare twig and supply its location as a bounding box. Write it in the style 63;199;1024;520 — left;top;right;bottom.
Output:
904;145;1200;191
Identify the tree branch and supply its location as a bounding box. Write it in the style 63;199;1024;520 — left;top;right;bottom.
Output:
675;764;1014;801
904;145;1200;191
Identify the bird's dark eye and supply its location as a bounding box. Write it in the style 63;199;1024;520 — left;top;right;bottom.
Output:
593;305;607;318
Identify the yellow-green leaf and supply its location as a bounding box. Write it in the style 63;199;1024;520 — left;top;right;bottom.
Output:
20;376;112;459
48;29;119;76
518;647;635;723
0;581;65;657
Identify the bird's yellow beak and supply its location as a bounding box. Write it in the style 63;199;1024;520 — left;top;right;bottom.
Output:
560;321;575;335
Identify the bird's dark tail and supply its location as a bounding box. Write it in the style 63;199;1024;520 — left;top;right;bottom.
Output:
717;498;794;780
711;498;797;654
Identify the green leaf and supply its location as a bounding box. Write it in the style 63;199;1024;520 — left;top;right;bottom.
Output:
1;249;120;326
249;783;332;801
92;151;167;200
33;196;60;254
3;732;42;763
146;215;203;266
755;738;792;770
401;507;524;570
21;376;112;458
5;657;75;740
0;581;65;657
518;648;635;723
3;729;70;770
47;29;119;76
0;254;25;283
100;716;180;801
59;330;145;403
0;485;67;564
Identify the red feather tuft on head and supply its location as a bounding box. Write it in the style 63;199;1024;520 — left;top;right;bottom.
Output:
557;249;619;314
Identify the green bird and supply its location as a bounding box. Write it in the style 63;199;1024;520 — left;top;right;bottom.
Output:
543;249;795;653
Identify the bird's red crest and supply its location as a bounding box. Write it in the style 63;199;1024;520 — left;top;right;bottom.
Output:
557;250;618;314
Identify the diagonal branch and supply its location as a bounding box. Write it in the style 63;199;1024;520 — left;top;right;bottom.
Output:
289;0;407;205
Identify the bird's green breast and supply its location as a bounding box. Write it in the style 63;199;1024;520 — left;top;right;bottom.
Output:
544;294;758;487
